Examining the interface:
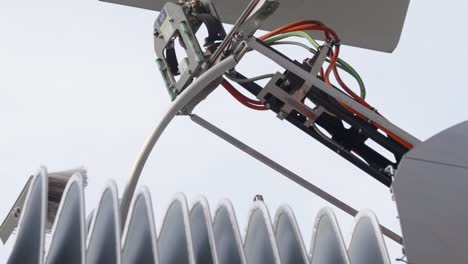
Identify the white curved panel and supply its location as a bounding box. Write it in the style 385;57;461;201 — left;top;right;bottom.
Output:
158;193;195;264
86;182;122;264
348;210;390;264
190;197;219;264
46;174;86;264
99;0;410;52
213;200;247;264
122;187;159;264
7;169;47;264
2;168;393;264
274;206;309;264
244;202;281;264
309;208;350;264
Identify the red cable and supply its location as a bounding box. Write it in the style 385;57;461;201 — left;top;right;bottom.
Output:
221;79;268;111
259;20;325;41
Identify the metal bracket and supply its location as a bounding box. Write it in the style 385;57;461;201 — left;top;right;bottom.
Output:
256;43;330;126
209;0;279;65
258;73;322;126
246;37;421;148
154;0;226;100
0;176;33;244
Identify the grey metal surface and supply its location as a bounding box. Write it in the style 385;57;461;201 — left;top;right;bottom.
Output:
394;121;468;264
46;175;86;264
4;169;393;263
99;0;410;52
86;182;121;264
7;169;47;264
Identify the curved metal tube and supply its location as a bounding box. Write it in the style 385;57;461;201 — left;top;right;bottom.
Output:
120;56;238;225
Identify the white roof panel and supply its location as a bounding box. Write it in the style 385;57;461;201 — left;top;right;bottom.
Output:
99;0;410;52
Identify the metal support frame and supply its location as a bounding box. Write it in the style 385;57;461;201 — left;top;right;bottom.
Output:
246;37;420;148
154;1;226;99
190;113;403;245
121;0;420;245
238;69;403;186
230;38;422;186
0;176;33;243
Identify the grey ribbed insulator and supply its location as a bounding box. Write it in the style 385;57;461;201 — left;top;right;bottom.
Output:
6;169;391;264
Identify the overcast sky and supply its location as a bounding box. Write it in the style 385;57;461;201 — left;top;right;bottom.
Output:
1;0;468;262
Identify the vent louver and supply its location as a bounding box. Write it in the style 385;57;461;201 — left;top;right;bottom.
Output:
6;169;391;264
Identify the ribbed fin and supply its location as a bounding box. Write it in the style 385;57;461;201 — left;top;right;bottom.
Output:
122;187;159;264
274;205;309;264
213;200;247;264
348;210;390;264
158;193;195;264
7;168;47;264
46;174;86;264
86;182;121;264
309;207;350;264
244;201;281;264
190;197;218;264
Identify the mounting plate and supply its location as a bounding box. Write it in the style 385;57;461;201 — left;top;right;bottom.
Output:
99;0;410;53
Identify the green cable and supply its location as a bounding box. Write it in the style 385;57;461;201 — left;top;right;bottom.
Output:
265;31;321;49
264;31;366;100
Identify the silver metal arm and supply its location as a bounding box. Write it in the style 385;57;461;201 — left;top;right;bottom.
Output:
120;56;238;225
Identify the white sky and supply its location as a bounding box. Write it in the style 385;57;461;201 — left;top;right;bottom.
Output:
1;0;467;262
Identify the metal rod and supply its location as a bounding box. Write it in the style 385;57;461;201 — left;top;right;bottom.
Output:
119;56;238;226
190;113;403;245
209;0;260;65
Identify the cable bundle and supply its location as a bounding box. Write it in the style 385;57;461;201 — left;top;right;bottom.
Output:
221;20;413;149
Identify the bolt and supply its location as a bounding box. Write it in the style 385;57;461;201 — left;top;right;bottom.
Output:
13;207;21;218
235;31;245;39
278;111;287;120
169;17;174;23
253;195;264;202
